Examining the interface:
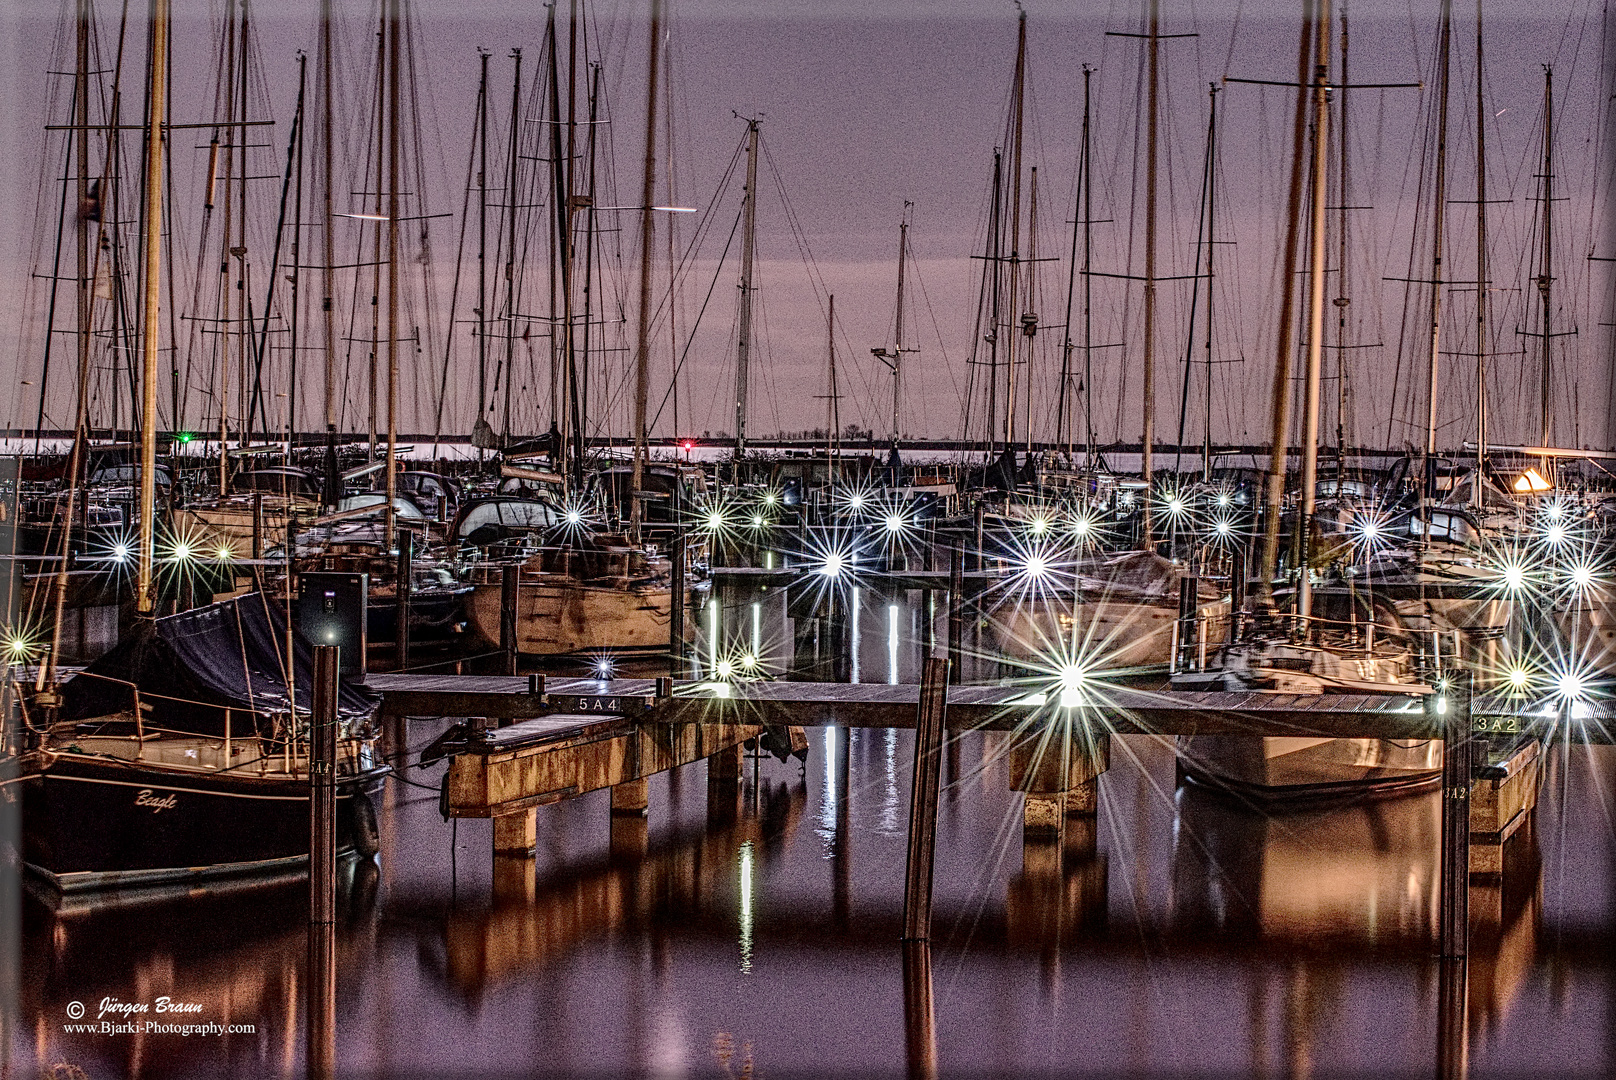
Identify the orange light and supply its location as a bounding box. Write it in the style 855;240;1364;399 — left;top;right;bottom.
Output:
1513;468;1552;493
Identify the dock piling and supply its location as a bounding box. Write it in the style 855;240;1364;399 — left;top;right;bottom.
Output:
1436;670;1473;959
901;656;949;941
946;544;963;684
670;532;686;674
396;530;412;673
500;563;519;675
901;940;938;1080
307;646;339;1080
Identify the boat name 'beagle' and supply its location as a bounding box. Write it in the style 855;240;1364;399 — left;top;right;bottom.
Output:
134;789;178;813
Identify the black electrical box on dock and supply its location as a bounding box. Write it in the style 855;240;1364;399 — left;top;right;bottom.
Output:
298;572;368;676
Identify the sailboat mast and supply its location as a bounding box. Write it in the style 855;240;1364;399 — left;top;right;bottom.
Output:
1141;0;1159;548
1057;69;1087;459
1203;83;1219;484
1536;65;1555;456
1082;66;1095;462
1297;0;1332;627
137;0;169;616
1473;0;1489;507
384;0;400;545
1254;0;1315;613
734;117;759;457
630;0;661;539
504;50;522;442
827;293;838;484
1003;8;1026;450
1421;0;1453;512
476;49;489;434
892;206;908;446
1335;9;1350;470
319;0;336;443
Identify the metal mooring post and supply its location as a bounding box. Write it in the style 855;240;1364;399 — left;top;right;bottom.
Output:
308;645;339;1080
902;655;950;941
395;530;413;673
500;563;519;676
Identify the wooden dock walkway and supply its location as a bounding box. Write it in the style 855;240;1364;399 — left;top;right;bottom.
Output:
366;672;1615;742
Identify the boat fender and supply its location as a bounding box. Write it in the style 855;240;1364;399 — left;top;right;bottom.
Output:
347;792;381;858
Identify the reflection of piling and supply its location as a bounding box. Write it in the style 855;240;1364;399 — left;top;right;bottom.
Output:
308;646;339;1080
1437;957;1469;1080
902;656;949;941
1436;671;1473;959
500;564;519;676
901;940;938;1080
832;725;851;928
395;531;413;673
669;532;686;675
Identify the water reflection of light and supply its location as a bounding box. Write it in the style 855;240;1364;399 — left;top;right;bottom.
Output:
706;598;719;678
738;840;755;974
888;604;900;685
817;727;839;850
752;602;762;660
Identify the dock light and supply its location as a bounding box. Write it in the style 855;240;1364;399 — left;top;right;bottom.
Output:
1544;498;1567;521
1543;522;1568;548
1069;513;1094;539
1167;496;1186;516
750;514;764;528
1498;560;1528;594
704;509;726;531
820;552;847;578
714;658;736;680
1216;492;1232;509
5;635;36;664
1212;516;1234;539
1513;468;1552;493
1553;667;1588;702
1507;665;1533;691
111;543;130;562
763;491;778;506
213;542;235;562
593;657;614;679
884;512;906;534
172;541;194;561
1029;515;1051;537
1023;552;1050;580
848;493;867;512
565;508;583;526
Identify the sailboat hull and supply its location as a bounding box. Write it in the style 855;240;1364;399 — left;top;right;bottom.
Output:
21;747;387;892
468;577;700;656
1177;735;1443;801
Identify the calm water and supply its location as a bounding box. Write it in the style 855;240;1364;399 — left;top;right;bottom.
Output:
9;714;1613;1078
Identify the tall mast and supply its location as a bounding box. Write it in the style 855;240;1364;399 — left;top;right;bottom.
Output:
1297;0;1332;627
1254;0;1315;613
1202;83;1219;484
137;0;169;616
893;206;908;446
1081;66;1095;462
383;0;399;545
630;0;662;538
873;202;912;448
319;0;337;457
1536;65;1555;459
1472;0;1489;508
1002;7;1026;449
475;49;489;440
1421;0;1453;516
503;50;522;442
1140;0;1159;548
1334;9;1350;471
1057;70;1086;459
827;294;839;483
734;117;759;457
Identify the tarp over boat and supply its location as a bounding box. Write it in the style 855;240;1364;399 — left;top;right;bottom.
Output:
61;593;380;735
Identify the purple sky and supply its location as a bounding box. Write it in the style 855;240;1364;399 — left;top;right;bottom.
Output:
1;0;1610;452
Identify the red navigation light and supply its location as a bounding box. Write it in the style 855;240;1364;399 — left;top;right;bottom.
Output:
680;440;696;451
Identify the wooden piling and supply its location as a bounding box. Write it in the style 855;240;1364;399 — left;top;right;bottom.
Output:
1436;670;1473;959
251;491;264;560
500;563;519;676
946;543;963;685
669;531;686;674
395;530;412;673
307;646;339;1080
901;655;949;941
